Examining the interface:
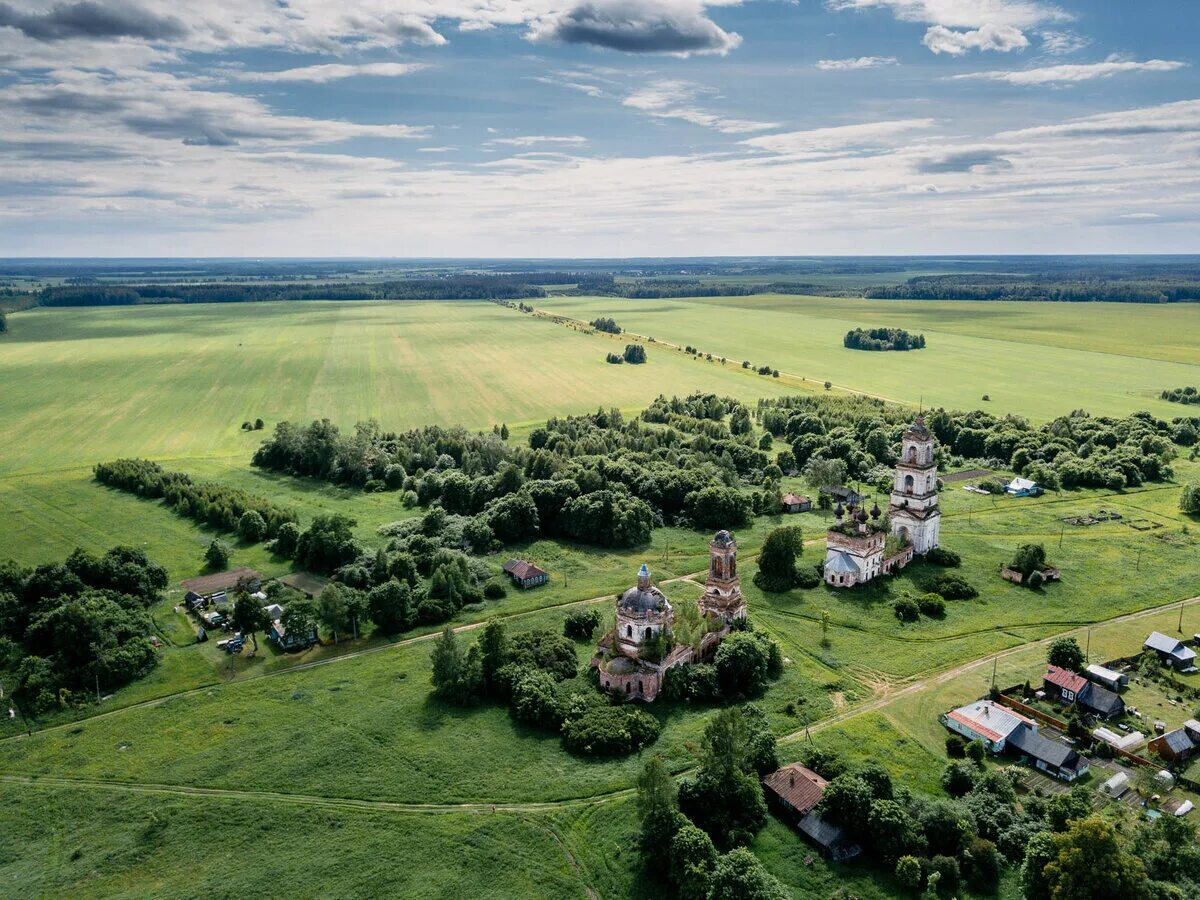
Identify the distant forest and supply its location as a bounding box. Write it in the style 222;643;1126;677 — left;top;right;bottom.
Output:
866;274;1200;304
4;256;1200;308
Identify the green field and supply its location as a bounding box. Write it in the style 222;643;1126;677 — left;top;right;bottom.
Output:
536;294;1200;421
1;296;1199;898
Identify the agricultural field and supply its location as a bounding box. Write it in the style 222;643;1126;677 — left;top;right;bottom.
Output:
1;295;1199;898
536;293;1200;420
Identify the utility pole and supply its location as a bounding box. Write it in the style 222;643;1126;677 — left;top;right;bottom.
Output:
991;656;997;689
1059;523;1065;549
1085;628;1091;662
1136;549;1143;571
1180;600;1186;635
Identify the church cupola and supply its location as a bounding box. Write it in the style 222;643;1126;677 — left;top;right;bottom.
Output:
637;563;651;591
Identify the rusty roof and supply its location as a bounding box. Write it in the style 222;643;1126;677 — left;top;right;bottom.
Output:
762;763;827;816
1045;665;1088;695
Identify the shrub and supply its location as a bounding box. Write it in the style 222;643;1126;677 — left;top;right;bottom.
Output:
966;740;986;765
563;608;602;641
623;343;646;364
942;761;977;797
237;510;267;543
927;856;960;895
561;705;660;756
894;595;919;622
205;539;230;570
896;855;923;891
483;579;507;600
945;735;967;759
794;566;821;589
929;573;978;600
918;593;946;617
925;546;960;567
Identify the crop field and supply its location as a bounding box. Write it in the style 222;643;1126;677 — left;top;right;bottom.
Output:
535;294;1200;421
1;296;1199;898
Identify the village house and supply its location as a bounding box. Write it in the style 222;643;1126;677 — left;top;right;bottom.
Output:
1144;632;1198;671
502;559;549;589
1005;477;1043;497
267;615;318;651
1149;727;1199;763
781;492;812;513
940;699;1089;781
181;567;263;610
821;485;864;507
1043;665;1125;719
592;531;745;702
761;763;860;861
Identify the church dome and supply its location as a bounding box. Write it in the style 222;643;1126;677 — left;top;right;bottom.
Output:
619;584;669;613
712;530;735;548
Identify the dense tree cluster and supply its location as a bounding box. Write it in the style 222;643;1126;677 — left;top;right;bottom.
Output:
623;343;647;364
753;525;818;591
843;327;926;351
590;317;621;334
867;274;1200;303
259;395;776;548
0;546;168;714
430;619;660;757
0;310;7;333
605;352;624;364
1162;386;1200;405
661;626;782;704
757;394;1189;491
94;458;298;540
635;708;787;899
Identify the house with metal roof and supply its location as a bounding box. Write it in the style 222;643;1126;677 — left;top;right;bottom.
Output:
1144;632;1198;671
1008;727;1090;782
1149;727;1198;762
1085;664;1128;692
761;763;861;861
940;700;1034;752
1005;477;1043;497
502;559;549;589
1043;666;1125;720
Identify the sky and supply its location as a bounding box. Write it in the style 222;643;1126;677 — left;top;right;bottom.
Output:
1;0;1197;257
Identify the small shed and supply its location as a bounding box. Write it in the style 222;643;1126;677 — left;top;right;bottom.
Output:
1149;728;1197;762
781;492;812;513
1086;664;1128;692
502;559;549;589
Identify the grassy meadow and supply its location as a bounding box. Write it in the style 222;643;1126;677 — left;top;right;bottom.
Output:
536;293;1200;421
1;295;1199;898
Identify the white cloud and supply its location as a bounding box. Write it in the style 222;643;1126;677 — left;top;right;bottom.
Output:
828;0;1069;55
1038;29;1088;55
815;55;898;70
487;135;589;146
740;117;935;153
997;99;1200;139
236;62;428;83
923;23;1027;55
622;79;778;133
953;58;1188;85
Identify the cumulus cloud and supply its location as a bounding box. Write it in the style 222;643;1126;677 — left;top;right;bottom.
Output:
923;23;1027;55
530;0;741;56
916;149;1013;173
953;58;1188;85
622;79;776;132
0;0;186;42
815;56;898;70
236;62;428;83
829;0;1068;55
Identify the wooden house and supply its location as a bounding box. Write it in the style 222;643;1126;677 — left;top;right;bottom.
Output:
502;559;549;589
781;492;812;513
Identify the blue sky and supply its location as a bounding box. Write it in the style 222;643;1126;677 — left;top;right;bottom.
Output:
1;0;1197;256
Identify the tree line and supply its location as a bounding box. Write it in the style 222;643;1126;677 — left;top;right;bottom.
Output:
94;458;299;540
1162;386;1200;405
0;546;168;715
843;327;926;351
866;274;1200;303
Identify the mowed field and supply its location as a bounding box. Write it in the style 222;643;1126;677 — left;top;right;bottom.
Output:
536;294;1200;421
1;296;1199;898
0;300;799;477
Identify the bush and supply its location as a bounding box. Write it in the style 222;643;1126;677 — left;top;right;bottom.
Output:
896;855;923;891
924;546;960;567
966;740;986;765
561;705;660;756
714;632;772;699
483;579;507;600
894;595;919;622
623;343;646;364
927;855;960;895
945;734;967;759
942;761;977;797
205;540;230;570
929;573;978;600
563;608;602;641
794;566;821;589
917;593;946;617
238;510;267;543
